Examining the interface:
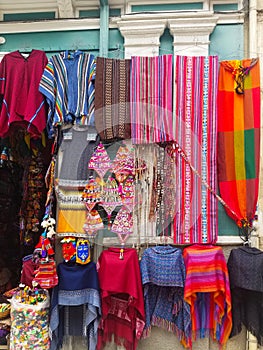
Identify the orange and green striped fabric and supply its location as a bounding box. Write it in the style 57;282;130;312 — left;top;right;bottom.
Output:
217;58;260;228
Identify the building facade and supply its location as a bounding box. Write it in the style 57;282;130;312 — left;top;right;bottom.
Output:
0;1;262;349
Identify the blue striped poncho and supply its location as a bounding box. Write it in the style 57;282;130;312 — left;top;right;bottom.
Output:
39;50;96;137
140;246;191;348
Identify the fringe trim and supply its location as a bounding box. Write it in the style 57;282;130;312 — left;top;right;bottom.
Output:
143;316;191;348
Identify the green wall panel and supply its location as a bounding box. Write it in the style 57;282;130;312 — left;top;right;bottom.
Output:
0;28;123;57
108;28;124;59
79;8;121;18
159;27;173;55
0;30;100;55
218;203;239;236
209;24;244;60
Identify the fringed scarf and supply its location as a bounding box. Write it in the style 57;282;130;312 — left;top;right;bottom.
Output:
183;245;232;347
217;58;260;229
95;57;131;141
97;248;145;350
130;55;174;144
227;246;263;345
173;56;218;244
140;246;191;348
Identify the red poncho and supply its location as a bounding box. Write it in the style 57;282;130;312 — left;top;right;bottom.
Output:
97;247;145;350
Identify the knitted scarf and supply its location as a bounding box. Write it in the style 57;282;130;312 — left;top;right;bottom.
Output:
140;246;191;347
183;245;232;347
173;55;218;244
217;59;260;228
49;262;101;350
227;246;263;345
97;248;145;350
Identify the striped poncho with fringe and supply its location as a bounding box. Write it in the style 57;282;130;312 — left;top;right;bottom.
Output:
183;245;232;348
140;246;191;348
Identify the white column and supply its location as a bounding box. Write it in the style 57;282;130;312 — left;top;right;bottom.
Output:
168;12;218;56
117;15;166;58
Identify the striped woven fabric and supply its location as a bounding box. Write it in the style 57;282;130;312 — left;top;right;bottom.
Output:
130;55;174;144
183;245;232;347
39;50;96;137
217;58;260;228
173;56;218;244
95;57;131;141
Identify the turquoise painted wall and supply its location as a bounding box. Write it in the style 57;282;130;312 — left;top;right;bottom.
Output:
209;24;244;60
0;28;124;58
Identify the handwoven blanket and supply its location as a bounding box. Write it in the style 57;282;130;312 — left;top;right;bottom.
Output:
173;55;218;244
95;57;131;140
140;246;191;347
227;246;263;345
217;58;260;227
183;245;232;347
130;55;173;144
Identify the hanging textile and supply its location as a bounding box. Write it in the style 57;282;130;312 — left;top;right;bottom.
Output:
0;50;48;138
130;55;173;144
140;246;191;348
183;245;232;347
55;179;87;237
173;55;218;244
95;57;131;140
39;50;96;137
81;176;102;211
97;248;145;350
49;262;101;350
55;127;99;238
227;246;263;345
88;142;112;179
217;58;260;229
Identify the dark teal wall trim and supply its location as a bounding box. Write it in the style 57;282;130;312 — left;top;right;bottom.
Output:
213;3;239;11
3;12;56;21
131;3;203;11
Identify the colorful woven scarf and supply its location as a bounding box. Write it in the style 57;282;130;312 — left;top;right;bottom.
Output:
95;57;131;141
173;56;218;244
183;245;232;347
217;58;260;229
130;55;173;144
140;246;191;347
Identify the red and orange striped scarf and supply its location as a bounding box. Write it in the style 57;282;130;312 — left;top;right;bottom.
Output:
183;245;232;347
